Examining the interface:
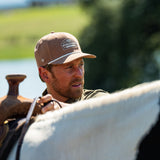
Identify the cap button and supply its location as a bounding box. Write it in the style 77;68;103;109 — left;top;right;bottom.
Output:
51;31;55;34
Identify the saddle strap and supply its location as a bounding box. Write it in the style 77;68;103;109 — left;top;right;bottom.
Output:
0;124;9;148
0;118;26;160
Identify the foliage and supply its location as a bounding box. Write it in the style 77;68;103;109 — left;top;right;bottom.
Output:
79;0;160;92
78;0;97;7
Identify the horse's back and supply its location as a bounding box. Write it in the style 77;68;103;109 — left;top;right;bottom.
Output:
9;80;160;160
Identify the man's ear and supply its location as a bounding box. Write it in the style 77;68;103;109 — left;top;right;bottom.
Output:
39;67;50;82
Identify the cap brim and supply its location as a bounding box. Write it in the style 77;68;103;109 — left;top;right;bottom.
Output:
50;52;96;64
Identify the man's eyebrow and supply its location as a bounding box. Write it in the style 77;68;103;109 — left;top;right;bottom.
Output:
81;60;84;63
52;64;63;67
64;63;73;67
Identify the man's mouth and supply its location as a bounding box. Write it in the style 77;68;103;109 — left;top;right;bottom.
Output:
72;83;82;88
71;79;83;88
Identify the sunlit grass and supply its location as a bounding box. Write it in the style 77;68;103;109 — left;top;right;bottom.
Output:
0;4;90;60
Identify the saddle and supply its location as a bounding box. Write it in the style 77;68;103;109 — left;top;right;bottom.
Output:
0;74;41;160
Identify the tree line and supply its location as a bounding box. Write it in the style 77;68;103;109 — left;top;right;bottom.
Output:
79;0;160;92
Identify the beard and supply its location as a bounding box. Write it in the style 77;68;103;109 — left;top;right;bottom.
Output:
50;72;84;100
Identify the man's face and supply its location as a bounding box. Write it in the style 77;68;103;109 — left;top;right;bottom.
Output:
48;58;85;102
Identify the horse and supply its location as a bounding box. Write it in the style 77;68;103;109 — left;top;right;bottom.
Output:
8;80;160;160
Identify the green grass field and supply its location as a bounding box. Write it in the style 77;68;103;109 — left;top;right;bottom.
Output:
0;4;90;60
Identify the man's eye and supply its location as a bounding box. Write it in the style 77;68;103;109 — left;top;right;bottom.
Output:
80;63;84;67
66;65;72;69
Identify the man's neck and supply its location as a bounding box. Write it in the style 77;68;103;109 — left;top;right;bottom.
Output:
42;88;80;103
42;88;69;102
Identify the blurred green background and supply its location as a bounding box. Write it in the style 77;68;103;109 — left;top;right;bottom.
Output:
0;4;89;59
0;0;160;92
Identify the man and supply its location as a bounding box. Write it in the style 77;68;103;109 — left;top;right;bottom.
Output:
34;32;108;113
0;32;108;159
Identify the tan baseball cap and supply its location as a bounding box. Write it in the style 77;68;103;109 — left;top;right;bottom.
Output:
34;32;96;67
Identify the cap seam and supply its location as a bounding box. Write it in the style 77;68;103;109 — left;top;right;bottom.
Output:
48;51;80;64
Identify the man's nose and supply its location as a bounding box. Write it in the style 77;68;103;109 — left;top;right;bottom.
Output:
74;67;83;78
